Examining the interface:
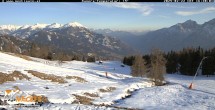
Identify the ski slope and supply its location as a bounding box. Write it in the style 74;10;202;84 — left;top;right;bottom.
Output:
115;74;215;109
0;52;152;109
0;51;215;110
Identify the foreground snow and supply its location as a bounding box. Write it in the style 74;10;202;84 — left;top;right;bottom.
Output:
0;52;215;110
0;104;115;110
115;74;215;109
0;52;152;109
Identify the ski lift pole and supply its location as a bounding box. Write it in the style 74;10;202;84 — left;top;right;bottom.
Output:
189;57;207;89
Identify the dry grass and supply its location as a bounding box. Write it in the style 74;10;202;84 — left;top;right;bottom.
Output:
0;71;30;84
65;75;87;83
27;70;67;84
0;72;13;84
6;53;32;61
99;87;116;93
72;94;93;105
31;94;49;103
13;86;21;91
83;92;99;97
11;71;31;80
14;53;32;61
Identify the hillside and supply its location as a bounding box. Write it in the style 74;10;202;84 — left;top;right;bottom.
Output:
0;52;214;109
0;51;152;109
91;29;142;49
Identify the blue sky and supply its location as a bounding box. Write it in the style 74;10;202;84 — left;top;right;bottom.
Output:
0;3;215;31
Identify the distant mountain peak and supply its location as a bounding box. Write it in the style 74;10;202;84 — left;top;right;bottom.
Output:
63;22;86;28
182;19;197;25
177;19;198;27
30;23;48;29
46;23;62;28
19;25;30;30
184;19;196;23
170;19;199;32
0;25;21;31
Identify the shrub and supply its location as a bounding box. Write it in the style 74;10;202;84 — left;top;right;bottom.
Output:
27;70;67;84
99;87;116;93
72;94;93;105
0;71;30;84
65;75;87;83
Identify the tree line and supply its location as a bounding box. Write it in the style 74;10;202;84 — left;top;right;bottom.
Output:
166;47;215;76
24;42;97;62
123;47;215;77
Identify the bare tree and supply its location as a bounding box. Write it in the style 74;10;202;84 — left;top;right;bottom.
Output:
147;49;166;86
131;55;146;77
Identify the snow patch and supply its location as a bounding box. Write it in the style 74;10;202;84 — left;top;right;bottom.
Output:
47;35;52;41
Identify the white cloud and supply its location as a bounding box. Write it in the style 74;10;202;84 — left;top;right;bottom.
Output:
165;3;196;9
158;15;170;19
176;7;215;16
96;3;153;16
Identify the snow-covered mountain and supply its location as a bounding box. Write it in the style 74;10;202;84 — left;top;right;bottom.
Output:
0;22;87;39
0;22;136;58
0;25;21;35
134;18;215;53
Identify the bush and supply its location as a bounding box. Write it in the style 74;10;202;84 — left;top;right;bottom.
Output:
65;75;87;83
99;87;116;92
72;94;93;105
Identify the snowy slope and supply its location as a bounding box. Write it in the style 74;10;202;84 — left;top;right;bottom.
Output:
0;52;214;110
115;74;215;109
0;52;152;109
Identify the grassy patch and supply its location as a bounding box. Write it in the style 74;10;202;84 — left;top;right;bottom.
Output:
13;86;21;91
31;94;49;103
99;87;116;93
11;71;31;80
72;94;93;105
65;75;87;83
83;92;99;97
27;70;67;84
15;53;32;61
0;71;30;84
7;53;32;61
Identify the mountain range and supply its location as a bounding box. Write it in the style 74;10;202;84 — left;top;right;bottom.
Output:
93;18;215;54
0;22;136;59
1;18;215;57
134;18;215;53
